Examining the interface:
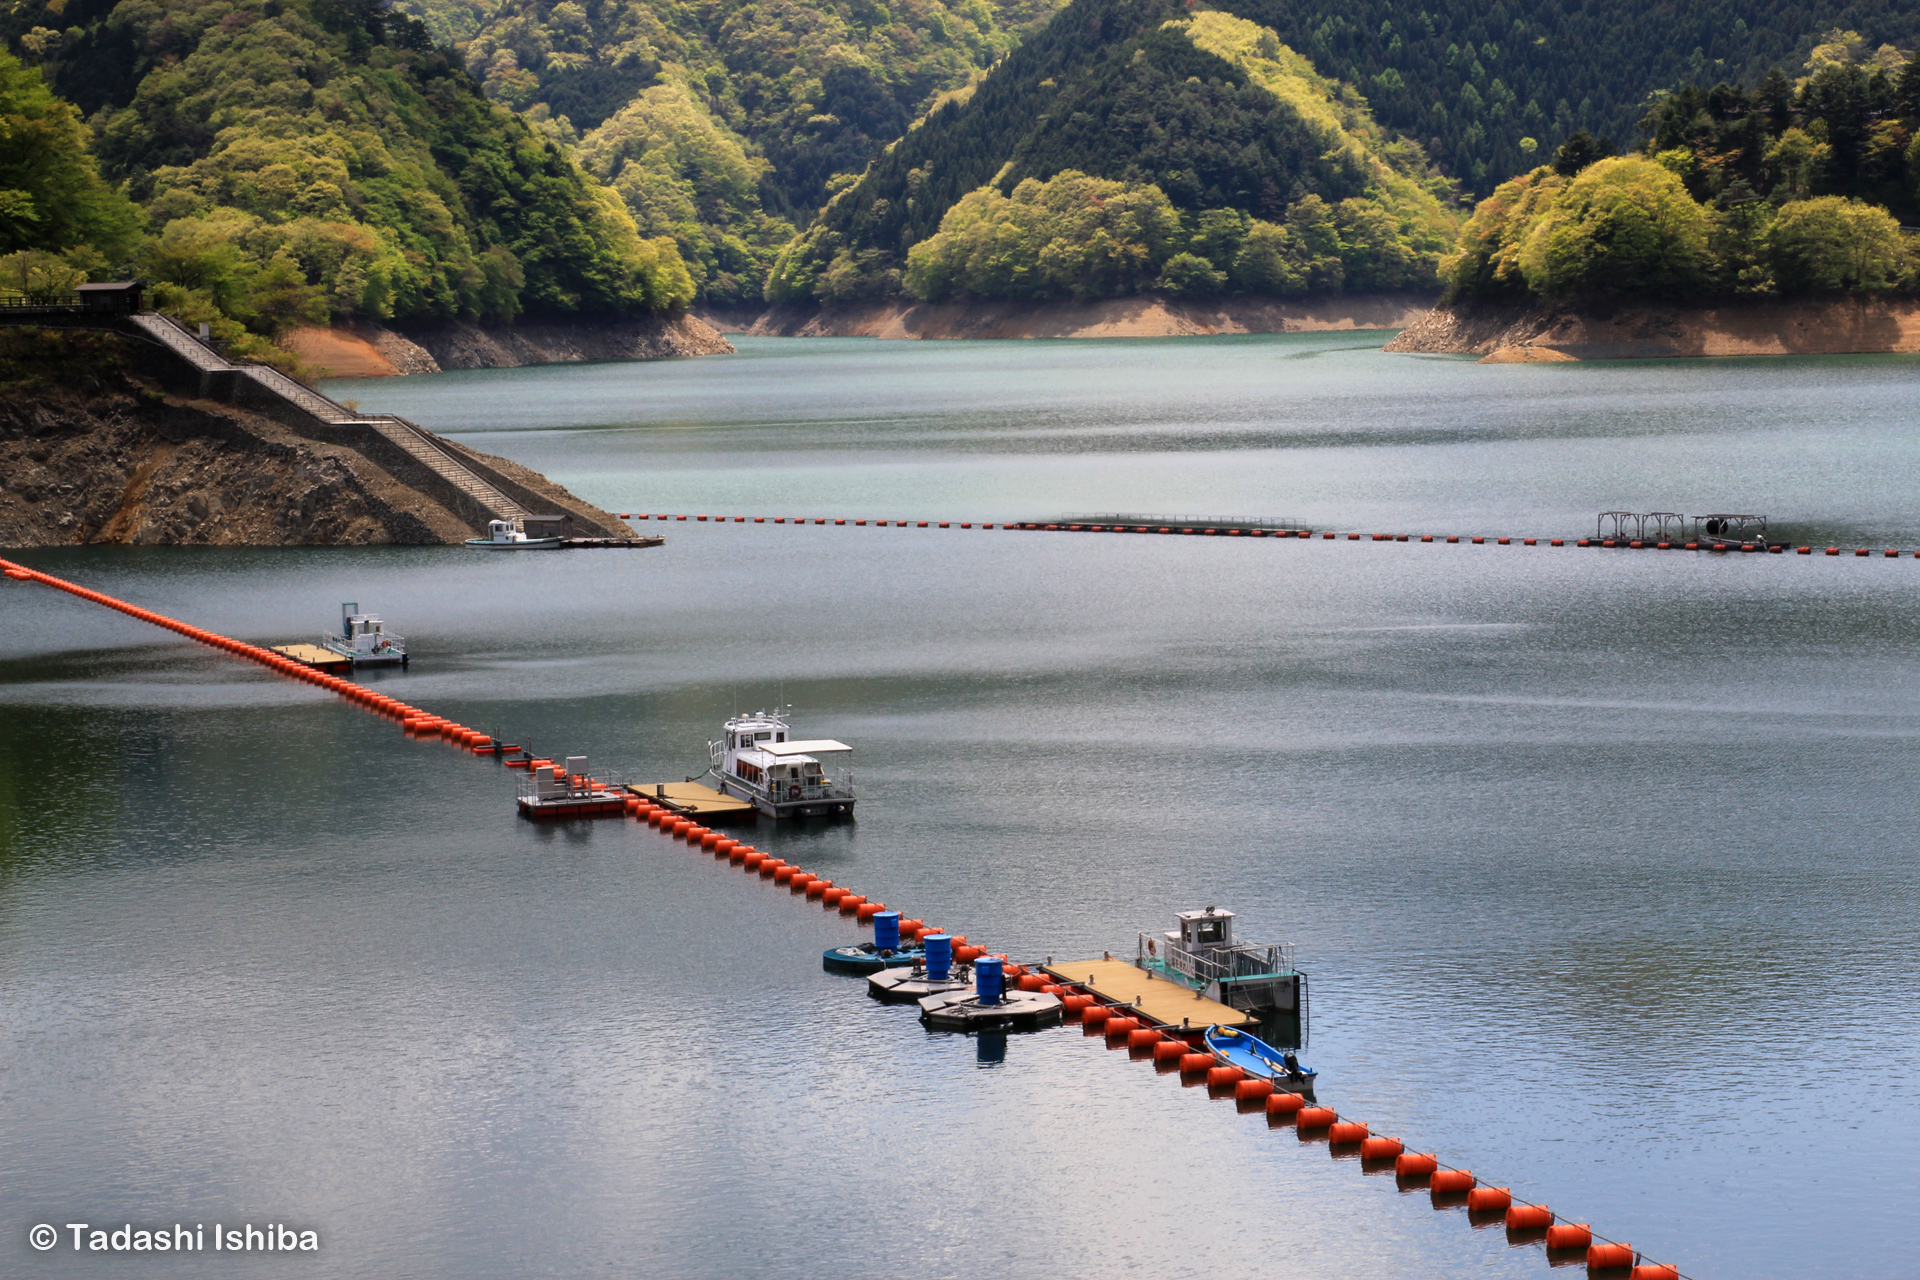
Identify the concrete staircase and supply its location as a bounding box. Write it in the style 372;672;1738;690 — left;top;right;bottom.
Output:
129;313;526;521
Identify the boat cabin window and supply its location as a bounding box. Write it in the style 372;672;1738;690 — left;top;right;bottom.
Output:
754;732;772;742
776;733;785;742
1193;920;1224;944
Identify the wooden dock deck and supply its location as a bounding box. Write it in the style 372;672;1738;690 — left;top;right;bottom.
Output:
626;780;758;822
270;643;350;672
1044;957;1255;1031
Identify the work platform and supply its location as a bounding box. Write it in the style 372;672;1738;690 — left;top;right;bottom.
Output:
270;643;351;673
626;780;757;822
1044;957;1255;1031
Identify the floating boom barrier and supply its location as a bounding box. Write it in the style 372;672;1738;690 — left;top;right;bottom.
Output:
614;514;1919;560
622;794;1692;1280
0;558;504;753
6;552;1691;1277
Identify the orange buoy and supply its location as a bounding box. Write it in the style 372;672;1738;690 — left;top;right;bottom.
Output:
791;874;816;892
837;894;865;914
1546;1223;1592;1250
899;919;923;935
1328;1121;1369;1144
1466;1186;1511;1211
1127;1028;1160;1051
1234;1078;1274;1102
1206;1065;1246;1089
1178;1053;1213;1074
1062;996;1093;1015
817;885;842;904
1081;1006;1112;1030
1429;1169;1474;1194
1505;1204;1552;1230
700;832;720;850
742;853;765;870
1295;1107;1336;1129
759;859;783;878
1103;1017;1140;1043
857;902;884;921
773;866;796;883
1359;1136;1402;1160
1017;975;1049;991
1587;1243;1634;1269
1265;1092;1305;1117
948;935;967;948
1151;1040;1186;1062
1629;1266;1678;1280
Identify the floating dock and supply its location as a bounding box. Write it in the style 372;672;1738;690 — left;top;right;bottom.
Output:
1044;957;1255;1031
626;781;756;822
269;643;352;673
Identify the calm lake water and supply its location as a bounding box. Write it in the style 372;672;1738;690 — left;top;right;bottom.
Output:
5;332;1920;1279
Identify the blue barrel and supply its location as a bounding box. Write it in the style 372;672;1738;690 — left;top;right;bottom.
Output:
873;911;901;952
924;933;952;980
975;956;1004;1006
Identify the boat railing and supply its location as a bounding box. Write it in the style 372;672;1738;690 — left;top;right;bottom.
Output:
1139;934;1295;986
517;768;629;802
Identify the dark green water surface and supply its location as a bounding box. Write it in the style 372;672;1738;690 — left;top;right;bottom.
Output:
4;334;1918;1278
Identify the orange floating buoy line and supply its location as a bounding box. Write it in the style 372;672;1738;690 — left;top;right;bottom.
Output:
618;516;1915;563
0;558;509;755
627;790;1691;1280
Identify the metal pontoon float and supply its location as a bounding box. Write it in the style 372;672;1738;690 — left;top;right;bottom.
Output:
515;756;628;820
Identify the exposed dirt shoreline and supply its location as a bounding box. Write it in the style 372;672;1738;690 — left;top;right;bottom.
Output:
698;292;1439;340
1383;296;1920;361
0;379;630;548
283;312;734;378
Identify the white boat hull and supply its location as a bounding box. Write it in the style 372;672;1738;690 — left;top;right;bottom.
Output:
710;773;855;819
465;537;565;550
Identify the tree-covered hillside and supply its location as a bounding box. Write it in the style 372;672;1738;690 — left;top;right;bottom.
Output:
766;0;1459;303
2;0;691;346
1239;0;1920;194
387;0;1068;300
1446;41;1920;303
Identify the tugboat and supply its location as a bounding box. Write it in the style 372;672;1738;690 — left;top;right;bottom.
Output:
323;603;407;668
707;709;856;818
465;518;564;550
1136;907;1305;1014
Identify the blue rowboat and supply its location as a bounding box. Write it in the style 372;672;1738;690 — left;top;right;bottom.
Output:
1205;1025;1316;1088
822;942;924;975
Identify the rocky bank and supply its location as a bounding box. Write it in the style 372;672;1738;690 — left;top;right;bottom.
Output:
0;380;629;548
283;313;734;377
700;292;1438;340
1384;296;1920;361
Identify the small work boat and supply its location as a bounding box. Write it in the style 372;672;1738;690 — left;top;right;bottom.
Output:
466;518;564;550
708;709;855;818
1205;1025;1315;1088
1137;906;1306;1014
822;941;924;975
323;602;407;667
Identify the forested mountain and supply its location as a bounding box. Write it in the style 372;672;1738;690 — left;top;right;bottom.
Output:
1;0;691;359
1447;43;1920;303
1241;0;1920;195
766;0;1458;302
391;0;1069;299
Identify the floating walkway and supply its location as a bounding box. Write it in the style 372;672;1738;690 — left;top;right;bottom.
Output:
1041;956;1252;1031
627;780;757;821
5;554;1690;1280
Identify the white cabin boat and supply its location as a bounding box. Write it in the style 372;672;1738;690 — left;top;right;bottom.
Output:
323;602;407;667
466;518;564;550
707;710;856;818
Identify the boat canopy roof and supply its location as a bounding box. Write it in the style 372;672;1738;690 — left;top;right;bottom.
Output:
761;739;851;756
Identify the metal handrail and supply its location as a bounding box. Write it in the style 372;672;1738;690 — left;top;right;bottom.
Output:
0;293;82;308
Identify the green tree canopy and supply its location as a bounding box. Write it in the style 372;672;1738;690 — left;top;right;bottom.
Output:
1766;196;1907;291
0;49;144;263
1514;156;1711;296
